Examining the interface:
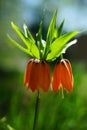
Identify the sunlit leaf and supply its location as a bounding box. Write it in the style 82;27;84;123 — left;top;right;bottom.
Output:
10;22;40;59
43;11;57;58
7;34;31;55
58;20;64;37
46;31;79;61
46;11;57;45
36;21;43;50
11;22;31;48
36;21;42;41
23;23;35;42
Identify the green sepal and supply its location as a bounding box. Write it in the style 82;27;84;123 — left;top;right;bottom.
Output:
46;31;79;61
9;22;40;59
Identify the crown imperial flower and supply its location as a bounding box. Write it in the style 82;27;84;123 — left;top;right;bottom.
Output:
8;11;79;93
24;59;50;92
52;59;74;92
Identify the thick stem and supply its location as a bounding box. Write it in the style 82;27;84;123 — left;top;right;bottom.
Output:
33;90;40;130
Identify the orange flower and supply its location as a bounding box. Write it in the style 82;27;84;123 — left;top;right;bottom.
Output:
52;59;74;92
24;59;50;92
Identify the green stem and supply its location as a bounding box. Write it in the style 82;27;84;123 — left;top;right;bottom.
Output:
60;54;63;59
33;90;40;130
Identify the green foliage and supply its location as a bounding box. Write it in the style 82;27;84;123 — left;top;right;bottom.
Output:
46;31;79;61
7;22;40;59
8;12;79;61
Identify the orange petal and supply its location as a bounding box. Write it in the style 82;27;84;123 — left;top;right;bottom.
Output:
24;59;33;87
65;59;74;88
52;61;61;92
39;61;50;92
61;59;73;92
29;60;40;92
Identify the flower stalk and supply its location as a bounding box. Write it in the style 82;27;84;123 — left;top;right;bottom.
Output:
33;90;40;130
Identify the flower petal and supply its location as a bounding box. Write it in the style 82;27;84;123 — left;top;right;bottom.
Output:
52;61;61;92
29;60;40;92
61;59;73;92
24;59;33;87
64;59;74;88
39;61;50;92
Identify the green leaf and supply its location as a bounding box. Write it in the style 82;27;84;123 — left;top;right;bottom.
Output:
58;20;64;37
46;31;79;61
10;22;40;59
46;11;57;45
36;21;43;50
43;11;57;59
36;21;42;42
23;23;35;42
7;34;32;55
11;22;34;48
36;21;47;59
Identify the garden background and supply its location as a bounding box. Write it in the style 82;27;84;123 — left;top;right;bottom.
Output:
0;0;87;130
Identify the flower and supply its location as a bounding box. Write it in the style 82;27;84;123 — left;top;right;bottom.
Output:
52;59;74;92
9;12;79;94
24;59;50;92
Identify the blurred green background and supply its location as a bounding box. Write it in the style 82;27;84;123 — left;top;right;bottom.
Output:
0;0;87;130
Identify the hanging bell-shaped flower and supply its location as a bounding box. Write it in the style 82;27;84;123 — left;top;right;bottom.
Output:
24;59;50;92
52;59;74;92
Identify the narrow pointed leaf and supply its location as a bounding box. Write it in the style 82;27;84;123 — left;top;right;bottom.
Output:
44;11;57;58
7;34;31;55
11;22;40;59
23;24;35;42
58;20;64;37
30;41;40;58
46;31;79;61
11;22;30;48
46;11;57;45
36;21;43;50
36;21;42;41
